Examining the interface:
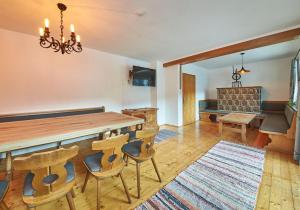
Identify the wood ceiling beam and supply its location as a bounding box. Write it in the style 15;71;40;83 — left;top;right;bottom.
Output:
163;27;300;68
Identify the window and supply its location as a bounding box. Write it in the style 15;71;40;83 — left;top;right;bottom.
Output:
290;58;299;108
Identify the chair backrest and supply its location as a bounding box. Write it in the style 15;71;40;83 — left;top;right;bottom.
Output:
284;105;295;127
13;146;79;196
92;134;129;171
133;114;146;130
136;128;159;156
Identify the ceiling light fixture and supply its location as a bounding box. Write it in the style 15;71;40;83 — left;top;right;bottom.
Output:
238;53;250;74
39;3;82;54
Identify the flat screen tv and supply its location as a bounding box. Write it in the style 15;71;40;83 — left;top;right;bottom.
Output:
132;66;156;87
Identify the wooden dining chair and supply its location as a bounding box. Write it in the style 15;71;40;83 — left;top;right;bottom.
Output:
132;114;146;130
13;145;79;210
122;128;162;198
81;134;131;210
0;175;9;210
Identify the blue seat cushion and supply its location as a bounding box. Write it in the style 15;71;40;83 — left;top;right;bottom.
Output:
122;141;143;157
0;180;9;200
260;114;290;134
83;152;117;172
23;161;75;196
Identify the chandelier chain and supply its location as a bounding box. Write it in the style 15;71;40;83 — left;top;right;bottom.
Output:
60;10;64;43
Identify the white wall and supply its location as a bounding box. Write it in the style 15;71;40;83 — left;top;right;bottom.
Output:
164;65;181;126
0;28;155;114
155;61;166;125
205;57;291;101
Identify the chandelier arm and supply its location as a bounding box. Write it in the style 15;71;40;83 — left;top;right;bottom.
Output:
72;43;82;53
40;39;51;48
69;38;77;47
66;49;72;54
40;36;55;48
65;44;73;54
52;38;61;52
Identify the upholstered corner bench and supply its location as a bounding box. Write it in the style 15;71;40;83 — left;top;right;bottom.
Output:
259;105;296;154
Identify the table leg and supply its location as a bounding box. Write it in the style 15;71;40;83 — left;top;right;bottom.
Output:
6;152;12;180
219;121;223;136
241;124;247;142
57;141;62;149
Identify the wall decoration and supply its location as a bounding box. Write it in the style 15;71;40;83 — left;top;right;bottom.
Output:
232;66;242;87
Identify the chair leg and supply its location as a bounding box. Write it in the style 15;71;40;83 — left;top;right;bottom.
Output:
27;205;36;210
136;162;141;198
119;171;131;203
66;191;76;210
81;171;90;193
97;179;101;210
0;201;9;210
124;154;129;166
151;157;162;182
71;188;76;198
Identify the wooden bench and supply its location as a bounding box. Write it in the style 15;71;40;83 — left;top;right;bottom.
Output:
259;105;296;154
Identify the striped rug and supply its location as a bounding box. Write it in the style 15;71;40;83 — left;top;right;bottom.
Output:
136;141;265;210
155;129;178;143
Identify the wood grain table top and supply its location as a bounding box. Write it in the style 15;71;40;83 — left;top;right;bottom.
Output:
0;112;144;153
219;113;256;124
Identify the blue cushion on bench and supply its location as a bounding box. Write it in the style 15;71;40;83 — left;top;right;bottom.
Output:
260;114;289;134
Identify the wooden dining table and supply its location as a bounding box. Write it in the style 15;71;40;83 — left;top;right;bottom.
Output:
0;112;144;178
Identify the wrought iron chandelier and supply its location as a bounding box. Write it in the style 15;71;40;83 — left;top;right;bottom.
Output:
39;3;82;54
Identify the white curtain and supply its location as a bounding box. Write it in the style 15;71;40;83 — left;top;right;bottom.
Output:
290;58;299;107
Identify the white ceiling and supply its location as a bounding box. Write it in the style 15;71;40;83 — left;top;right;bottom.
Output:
0;0;300;62
195;39;300;69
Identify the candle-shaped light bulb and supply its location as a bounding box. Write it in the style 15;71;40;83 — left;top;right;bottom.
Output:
76;35;81;42
70;24;75;33
44;18;49;28
62;37;65;43
39;28;44;36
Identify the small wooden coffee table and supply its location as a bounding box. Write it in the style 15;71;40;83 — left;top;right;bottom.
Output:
218;113;256;142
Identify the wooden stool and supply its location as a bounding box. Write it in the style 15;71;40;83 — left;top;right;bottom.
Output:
122;129;162;198
82;134;131;210
13;146;79;210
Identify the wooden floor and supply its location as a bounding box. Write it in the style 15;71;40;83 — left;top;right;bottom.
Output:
1;121;300;210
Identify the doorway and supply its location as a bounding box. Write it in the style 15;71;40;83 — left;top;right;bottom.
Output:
182;73;196;125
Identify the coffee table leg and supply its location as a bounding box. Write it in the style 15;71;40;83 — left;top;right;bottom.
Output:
219;121;223;136
241;124;246;142
6;152;12;180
